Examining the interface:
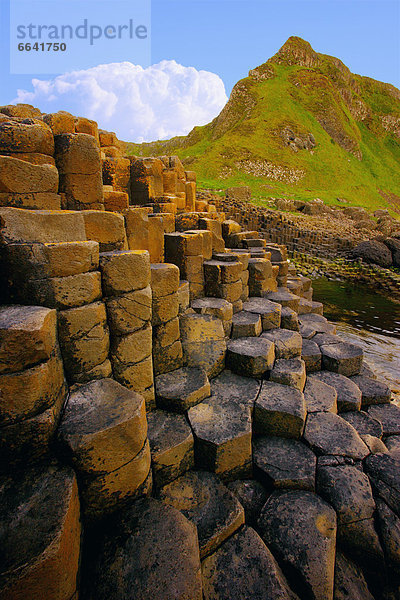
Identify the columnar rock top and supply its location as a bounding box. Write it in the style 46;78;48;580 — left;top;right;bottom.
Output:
0;103;399;600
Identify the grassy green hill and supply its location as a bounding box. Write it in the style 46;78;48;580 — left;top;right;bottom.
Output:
126;37;400;214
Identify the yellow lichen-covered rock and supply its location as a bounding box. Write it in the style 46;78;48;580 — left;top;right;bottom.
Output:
54;133;100;175
80;439;151;521
0;156;58;194
148;215;164;263
153;340;184;376
151;263;180;298
58;378;147;475
180;314;226;378
57;302;110;376
159;470;245;559
147;410;194;488
82;210;128;252
42;111;75;135
100;249;151;295
59;171;104;210
111;324;152;367
0;117;54;155
106;286;152;335
152;292;179;326
124;207;150;251
0;103;42;119
0;191;61;210
27;271;102;309
74;117;99;140
0;352;66;425
0;207;86;244
5;240;99;280
0;305;57;374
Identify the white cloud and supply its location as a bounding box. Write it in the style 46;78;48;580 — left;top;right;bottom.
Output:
13;61;228;142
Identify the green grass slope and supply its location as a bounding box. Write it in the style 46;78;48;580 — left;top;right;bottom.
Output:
126;37;400;213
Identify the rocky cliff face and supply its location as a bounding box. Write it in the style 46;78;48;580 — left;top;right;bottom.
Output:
126;37;400;212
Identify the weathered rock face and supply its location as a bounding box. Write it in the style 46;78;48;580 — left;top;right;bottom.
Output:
158;471;245;558
254;382;306;438
201;526;299;600
0;304;57;374
226;336;275;378
364;453;400;518
0;117;54;155
0;155;58;194
100;249;150;295
352;240;393;267
304;377;337;413
254;436;316;491
180;313;226;377
0;461;81;600
188;392;252;480
258;490;337;600
85;498;203;600
155;366;210;412
227;480;269;526
210;369;261;413
311;371;362;412
58;378;147;474
316;464;384;570
147;409;194;488
57;378;150;520
304;412;369;459
270;358;307;390
262;328;302;359
55;133;104;210
368;403;400;436
334;552;375;600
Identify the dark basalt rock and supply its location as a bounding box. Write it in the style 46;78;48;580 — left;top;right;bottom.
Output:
350;375;391;407
227;479;269;526
364;453;400;518
85;498;202;600
201;525;299;600
317;464;384;570
341;410;383;438
258;490;337;600
253;436;316;491
304;412;369;460
311;371;362;412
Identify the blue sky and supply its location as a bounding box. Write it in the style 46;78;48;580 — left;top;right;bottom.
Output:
0;0;399;141
151;0;400;92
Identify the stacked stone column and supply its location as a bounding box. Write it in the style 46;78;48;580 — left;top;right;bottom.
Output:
165;231;206;300
151;263;184;376
247;254;277;296
265;243;289;287
130;157;164;204
4;239;111;385
0;305;67;468
100;249;155;411
185;170;197;212
228;251;251;303
0;116;61;210
102;156;131;195
204;255;244;313
58;378;151;522
199;217;225;253
55;132;104;210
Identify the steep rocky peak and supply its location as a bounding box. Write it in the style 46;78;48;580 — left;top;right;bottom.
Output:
271;36;320;67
